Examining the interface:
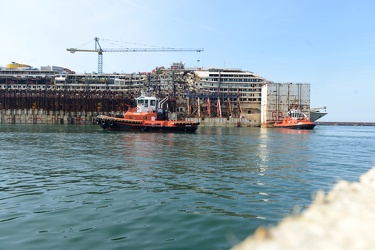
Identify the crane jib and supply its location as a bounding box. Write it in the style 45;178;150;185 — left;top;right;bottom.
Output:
67;37;204;74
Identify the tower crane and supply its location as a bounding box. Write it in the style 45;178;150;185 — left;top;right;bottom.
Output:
67;37;204;74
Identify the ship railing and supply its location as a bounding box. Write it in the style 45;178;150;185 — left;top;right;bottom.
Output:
159;96;168;108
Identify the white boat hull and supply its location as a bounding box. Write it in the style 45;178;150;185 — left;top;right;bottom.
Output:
309;110;327;122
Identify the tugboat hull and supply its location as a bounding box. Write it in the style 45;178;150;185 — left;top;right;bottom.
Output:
274;123;315;130
96;117;199;132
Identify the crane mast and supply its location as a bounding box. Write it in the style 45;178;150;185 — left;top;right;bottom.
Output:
67;37;204;74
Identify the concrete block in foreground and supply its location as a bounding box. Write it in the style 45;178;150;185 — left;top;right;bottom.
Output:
231;167;375;250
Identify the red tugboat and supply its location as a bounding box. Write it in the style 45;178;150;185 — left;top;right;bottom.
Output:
274;109;316;130
95;93;200;132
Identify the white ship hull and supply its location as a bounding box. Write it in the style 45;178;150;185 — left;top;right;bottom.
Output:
310;110;327;122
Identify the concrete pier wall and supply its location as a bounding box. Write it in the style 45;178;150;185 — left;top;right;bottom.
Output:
231;166;375;250
0;109;95;125
0;109;258;127
187;117;258;127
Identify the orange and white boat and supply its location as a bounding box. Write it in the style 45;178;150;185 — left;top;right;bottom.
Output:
273;109;315;130
95;93;200;132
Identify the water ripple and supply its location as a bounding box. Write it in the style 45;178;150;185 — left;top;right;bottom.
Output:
0;125;374;250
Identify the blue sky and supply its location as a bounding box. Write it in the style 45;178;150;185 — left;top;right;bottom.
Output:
1;0;374;122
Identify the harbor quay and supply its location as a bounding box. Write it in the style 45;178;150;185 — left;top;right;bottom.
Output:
0;83;320;127
0;88;254;126
0;108;253;127
0;109;94;125
0;62;327;127
0;87;273;127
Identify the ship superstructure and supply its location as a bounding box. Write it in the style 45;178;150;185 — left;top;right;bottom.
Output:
192;67;270;124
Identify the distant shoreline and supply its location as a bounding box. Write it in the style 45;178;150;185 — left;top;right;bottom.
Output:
316;122;375;126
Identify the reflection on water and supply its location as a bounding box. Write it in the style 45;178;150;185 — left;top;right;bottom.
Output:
274;127;315;135
0;125;374;250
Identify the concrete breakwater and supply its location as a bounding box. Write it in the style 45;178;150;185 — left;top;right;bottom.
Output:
0;109;255;127
231;166;375;250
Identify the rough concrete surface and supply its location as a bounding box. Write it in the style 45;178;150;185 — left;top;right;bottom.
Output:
231;167;375;250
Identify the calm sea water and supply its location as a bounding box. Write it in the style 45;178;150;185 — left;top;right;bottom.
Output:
0;124;374;250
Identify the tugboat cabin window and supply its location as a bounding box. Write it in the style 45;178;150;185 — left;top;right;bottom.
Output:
138;99;146;106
